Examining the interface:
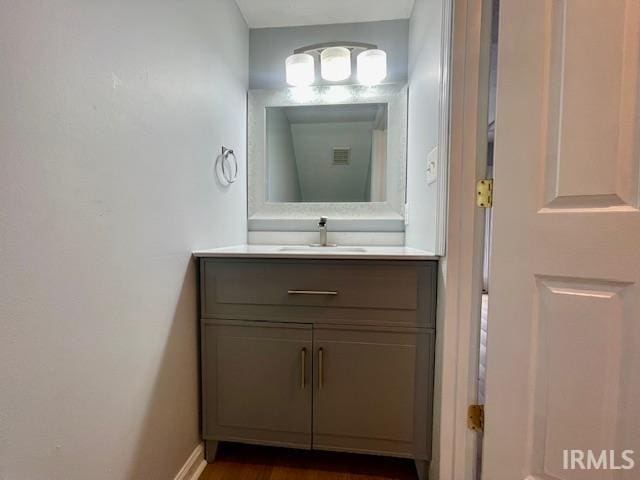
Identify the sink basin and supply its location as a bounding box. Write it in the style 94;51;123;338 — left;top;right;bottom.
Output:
278;246;368;253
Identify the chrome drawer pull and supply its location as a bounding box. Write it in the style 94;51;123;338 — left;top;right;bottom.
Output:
287;290;338;296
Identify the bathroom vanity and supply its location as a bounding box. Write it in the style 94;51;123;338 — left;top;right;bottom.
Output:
194;245;438;478
195;79;444;479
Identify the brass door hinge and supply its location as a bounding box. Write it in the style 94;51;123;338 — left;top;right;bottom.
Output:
468;404;485;432
476;179;493;208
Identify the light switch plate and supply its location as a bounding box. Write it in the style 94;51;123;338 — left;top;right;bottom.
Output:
426;147;438;185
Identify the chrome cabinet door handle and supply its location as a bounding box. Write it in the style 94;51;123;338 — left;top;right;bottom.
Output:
318;348;324;390
287;290;338;296
300;347;307;389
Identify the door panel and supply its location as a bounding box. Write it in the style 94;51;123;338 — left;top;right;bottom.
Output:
313;327;434;458
542;0;640;210
483;0;640;479
533;277;629;479
202;321;312;448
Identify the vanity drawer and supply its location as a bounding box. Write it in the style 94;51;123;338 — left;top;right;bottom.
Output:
200;259;437;327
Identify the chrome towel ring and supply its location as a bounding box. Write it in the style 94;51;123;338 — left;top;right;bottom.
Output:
216;146;238;186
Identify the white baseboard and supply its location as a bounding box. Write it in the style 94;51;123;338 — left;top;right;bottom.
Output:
174;443;207;480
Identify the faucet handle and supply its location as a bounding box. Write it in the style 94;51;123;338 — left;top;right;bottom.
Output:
319;216;328;226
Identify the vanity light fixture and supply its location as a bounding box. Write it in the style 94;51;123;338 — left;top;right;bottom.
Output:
285;42;387;87
357;49;387;86
320;47;351;81
285;53;315;87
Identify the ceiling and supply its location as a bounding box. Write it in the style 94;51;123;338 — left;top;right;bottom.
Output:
235;0;416;28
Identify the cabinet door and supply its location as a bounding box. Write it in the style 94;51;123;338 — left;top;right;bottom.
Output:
202;320;312;449
313;327;434;459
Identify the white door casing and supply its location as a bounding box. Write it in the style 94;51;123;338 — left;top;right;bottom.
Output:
483;1;640;480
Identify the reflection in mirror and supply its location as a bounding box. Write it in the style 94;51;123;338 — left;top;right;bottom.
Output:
266;103;388;203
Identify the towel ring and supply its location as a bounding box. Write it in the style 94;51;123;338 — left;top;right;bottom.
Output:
216;147;238;186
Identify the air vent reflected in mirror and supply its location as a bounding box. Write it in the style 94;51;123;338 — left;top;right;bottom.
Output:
332;147;351;165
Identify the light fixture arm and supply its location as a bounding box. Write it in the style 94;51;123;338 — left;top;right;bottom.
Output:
293;41;378;56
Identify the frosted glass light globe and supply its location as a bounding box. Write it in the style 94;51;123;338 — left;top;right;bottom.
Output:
357;49;387;85
286;53;315;87
321;47;351;82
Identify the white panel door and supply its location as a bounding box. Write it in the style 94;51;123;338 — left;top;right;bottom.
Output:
483;1;640;479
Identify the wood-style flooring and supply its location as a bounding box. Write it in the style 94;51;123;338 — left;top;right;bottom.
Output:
198;443;418;480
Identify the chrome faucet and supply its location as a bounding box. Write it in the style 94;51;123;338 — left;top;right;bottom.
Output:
314;216;336;247
318;216;328;246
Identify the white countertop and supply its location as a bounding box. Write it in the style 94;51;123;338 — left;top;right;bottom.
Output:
193;244;439;260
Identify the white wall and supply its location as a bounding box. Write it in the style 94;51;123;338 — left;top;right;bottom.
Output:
249;20;409;89
0;1;248;479
267;109;302;202
407;1;448;478
406;0;445;252
291;122;373;202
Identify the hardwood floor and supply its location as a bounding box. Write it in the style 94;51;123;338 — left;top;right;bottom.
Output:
198;443;419;480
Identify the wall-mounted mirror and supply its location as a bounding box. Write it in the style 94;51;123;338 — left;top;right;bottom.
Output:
248;84;407;232
267;103;388;203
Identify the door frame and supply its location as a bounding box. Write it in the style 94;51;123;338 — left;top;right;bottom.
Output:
433;0;492;478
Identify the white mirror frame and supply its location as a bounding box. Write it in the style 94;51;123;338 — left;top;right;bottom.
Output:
248;84;408;232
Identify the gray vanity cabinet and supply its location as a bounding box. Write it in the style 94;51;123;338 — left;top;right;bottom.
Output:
199;257;437;476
